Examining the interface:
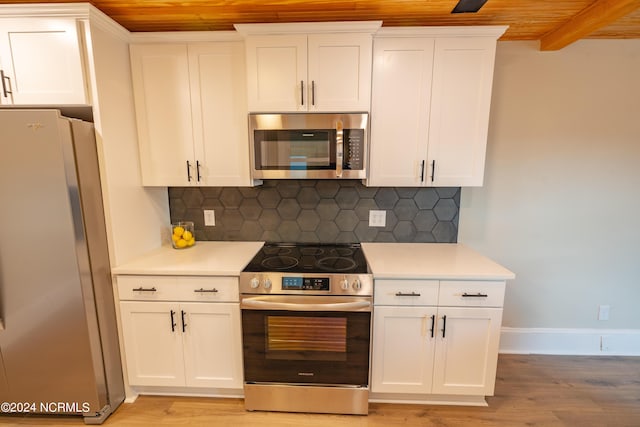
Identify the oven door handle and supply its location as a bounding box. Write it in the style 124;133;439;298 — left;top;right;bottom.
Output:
241;297;371;312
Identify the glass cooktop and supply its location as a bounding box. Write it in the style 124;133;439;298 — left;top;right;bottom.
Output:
242;243;369;274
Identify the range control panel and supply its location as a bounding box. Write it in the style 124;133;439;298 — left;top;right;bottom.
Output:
282;277;330;291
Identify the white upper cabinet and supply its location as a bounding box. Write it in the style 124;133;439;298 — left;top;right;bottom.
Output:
368;27;506;187
0;17;88;105
130;39;253;187
237;22;380;112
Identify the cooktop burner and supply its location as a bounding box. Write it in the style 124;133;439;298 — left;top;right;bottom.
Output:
243;243;368;274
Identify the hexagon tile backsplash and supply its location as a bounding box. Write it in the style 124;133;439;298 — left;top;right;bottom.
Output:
169;180;460;243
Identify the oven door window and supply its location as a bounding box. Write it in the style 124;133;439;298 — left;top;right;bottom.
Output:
266;315;346;361
254;130;335;170
242;310;370;386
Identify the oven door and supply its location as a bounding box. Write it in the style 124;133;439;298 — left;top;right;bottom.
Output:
241;295;371;386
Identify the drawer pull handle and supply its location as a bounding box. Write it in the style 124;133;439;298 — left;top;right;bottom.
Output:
395;292;421;297
462;292;488;298
133;287;157;292
194;288;219;293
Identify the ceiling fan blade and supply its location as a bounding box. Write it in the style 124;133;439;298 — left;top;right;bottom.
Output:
451;0;489;13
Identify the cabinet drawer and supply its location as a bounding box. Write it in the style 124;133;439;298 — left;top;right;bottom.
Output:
374;279;439;306
438;281;505;307
117;275;239;302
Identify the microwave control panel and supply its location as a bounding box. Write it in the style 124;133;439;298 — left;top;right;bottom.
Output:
344;129;364;170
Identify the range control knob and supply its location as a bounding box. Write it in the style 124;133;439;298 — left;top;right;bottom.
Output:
250;277;260;289
352;278;362;291
264;278;272;289
340;278;350;290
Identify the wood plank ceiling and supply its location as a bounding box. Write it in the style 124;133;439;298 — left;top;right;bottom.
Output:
2;0;640;49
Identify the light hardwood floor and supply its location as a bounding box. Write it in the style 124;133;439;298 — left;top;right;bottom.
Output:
1;355;639;426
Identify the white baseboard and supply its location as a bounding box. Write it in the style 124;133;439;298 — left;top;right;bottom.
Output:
499;327;640;356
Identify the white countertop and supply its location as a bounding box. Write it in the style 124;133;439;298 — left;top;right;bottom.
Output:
112;241;264;276
362;243;515;280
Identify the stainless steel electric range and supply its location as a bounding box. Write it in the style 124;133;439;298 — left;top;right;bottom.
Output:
239;243;373;415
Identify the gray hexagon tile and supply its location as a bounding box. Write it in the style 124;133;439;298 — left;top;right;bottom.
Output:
297;210;321;231
219;188;242;208
434;198;457;221
277;220;301;242
354;198;378;220
335;210;359;231
183;188;204;208
415;188;439;209
277;198;301;220
257;188;281;209
395;199;418;221
414;210;437;232
374;188;399;209
315;180;340;198
393;221;417;242
316;199;340;221
277;181;301;198
239;198;262;220
169;180;460;243
335;187;359;209
258;209;280;231
296;187;321;209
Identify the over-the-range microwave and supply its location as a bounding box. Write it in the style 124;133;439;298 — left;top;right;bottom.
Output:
249;113;368;180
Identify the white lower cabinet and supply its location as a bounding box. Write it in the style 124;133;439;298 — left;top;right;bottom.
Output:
117;276;243;390
371;279;505;400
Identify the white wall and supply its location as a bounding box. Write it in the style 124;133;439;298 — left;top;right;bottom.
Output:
87;19;170;266
459;40;640;334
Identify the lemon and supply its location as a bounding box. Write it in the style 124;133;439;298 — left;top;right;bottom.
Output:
176;239;188;248
182;230;193;241
171;234;180;242
173;226;185;236
187;238;195;246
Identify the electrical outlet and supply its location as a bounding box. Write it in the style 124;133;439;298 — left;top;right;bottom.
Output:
369;210;386;227
598;305;610;321
204;210;215;226
600;335;611;352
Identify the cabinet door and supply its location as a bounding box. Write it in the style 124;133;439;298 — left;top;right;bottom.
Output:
181;303;243;388
245;35;307;112
432;307;502;396
307;33;372;112
371;306;437;394
119;301;185;387
0;18;87;105
189;42;252;186
368;38;434;187
427;37;497;187
130;43;195;186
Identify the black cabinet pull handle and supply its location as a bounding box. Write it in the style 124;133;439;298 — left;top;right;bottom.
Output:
301;80;304;106
311;80;315;106
1;70;12;97
420;160;425;182
441;315;447;338
430;314;435;338
170;310;176;332
395;292;421;297
181;310;187;332
462;292;488;298
196;160;202;181
133;287;156;292
194;288;219;293
431;160;435;182
186;160;192;181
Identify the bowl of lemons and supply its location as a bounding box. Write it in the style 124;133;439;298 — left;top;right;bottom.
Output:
171;221;196;249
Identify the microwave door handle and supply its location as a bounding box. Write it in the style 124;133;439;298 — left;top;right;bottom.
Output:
336;120;344;178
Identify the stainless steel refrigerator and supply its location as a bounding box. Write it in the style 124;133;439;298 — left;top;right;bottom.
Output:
0;109;124;424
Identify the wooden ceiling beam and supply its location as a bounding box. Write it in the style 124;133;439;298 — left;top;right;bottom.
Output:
540;0;640;50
